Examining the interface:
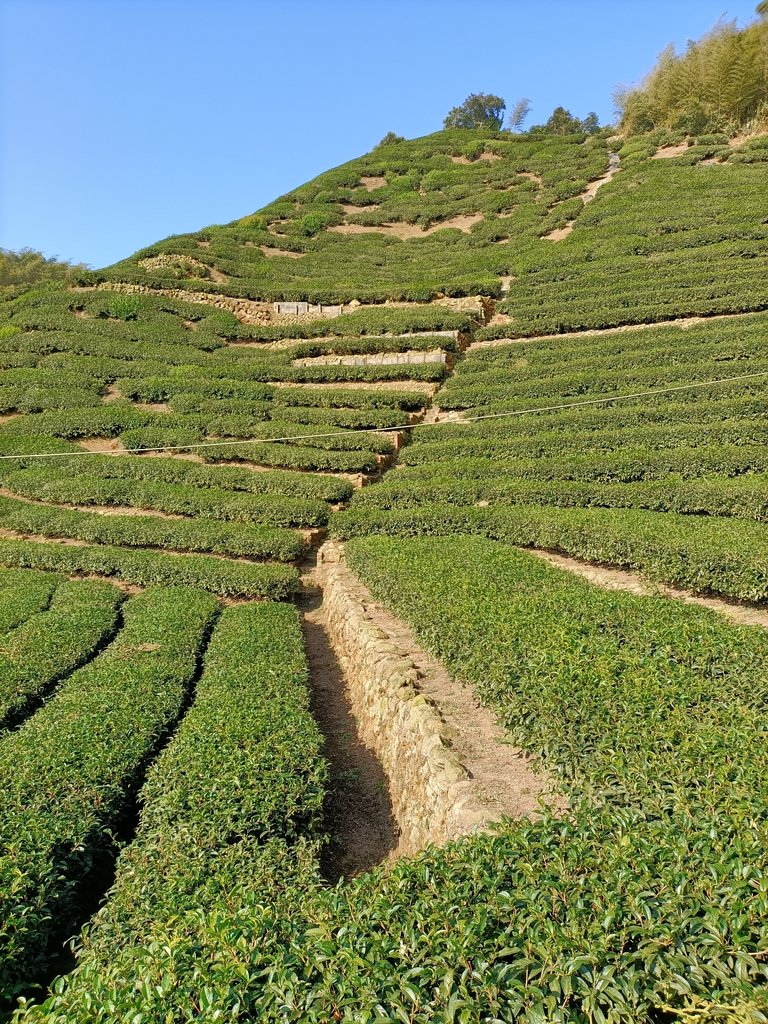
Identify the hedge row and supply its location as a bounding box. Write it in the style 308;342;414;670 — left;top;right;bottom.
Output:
0;579;122;729
333;502;768;602
0;587;219;1006
17;603;327;1021
0;539;299;599
399;442;768;483
3;469;331;527
0;569;58;634
404;417;768;465
0;494;306;562
351;471;768;522
6;453;352;503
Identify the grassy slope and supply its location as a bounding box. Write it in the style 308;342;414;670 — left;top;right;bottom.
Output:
1;126;767;1020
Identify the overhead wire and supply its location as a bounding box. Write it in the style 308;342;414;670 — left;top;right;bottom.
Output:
0;369;765;461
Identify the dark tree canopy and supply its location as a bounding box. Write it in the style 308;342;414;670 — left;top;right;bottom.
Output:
443;93;506;131
527;106;602;136
374;131;406;149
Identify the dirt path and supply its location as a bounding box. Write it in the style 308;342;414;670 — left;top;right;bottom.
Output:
298;550;400;880
542;155;621;241
357;580;553;820
528;549;768;629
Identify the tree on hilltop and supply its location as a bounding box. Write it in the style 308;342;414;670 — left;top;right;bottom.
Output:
531;106;601;135
443;93;506;130
374;131;405;148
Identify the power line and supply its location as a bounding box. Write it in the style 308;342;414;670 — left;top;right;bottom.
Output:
0;369;765;461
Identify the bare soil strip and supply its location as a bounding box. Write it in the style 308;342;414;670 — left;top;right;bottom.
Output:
467;308;768;351
357;575;553;821
542;159;621;241
328;214;483;239
527;549;768;629
300;540;554;876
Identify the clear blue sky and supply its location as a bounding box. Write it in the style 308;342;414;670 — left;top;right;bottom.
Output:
0;0;760;269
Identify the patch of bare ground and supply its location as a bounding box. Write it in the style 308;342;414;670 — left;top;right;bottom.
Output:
72;308;91;319
542;162;620;241
132;401;171;414
72;283;273;326
653;143;690;159
450;152;502;164
0;413;21;425
208;459;370;487
328;214;483;239
78;438;129;454
341;203;380;214
140;450;206;463
466;307;766;351
298;550;400;879
543;224;574;241
700;156;724;165
528;550;768;629
101;385;123;403
182;319;198;331
137;254;229;284
421;404;470;425
358;176;387;191
197;239;211;248
0;526;89;547
258;245;305;259
517;171;543;185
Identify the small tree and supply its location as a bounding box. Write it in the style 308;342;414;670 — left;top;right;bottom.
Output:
543;106;584;134
529;107;602;135
443;93;506;130
374;131;405;148
506;97;531;132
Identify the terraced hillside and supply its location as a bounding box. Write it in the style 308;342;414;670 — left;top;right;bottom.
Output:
2;126;768;1022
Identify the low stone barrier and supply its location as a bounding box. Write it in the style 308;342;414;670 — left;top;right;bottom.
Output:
316;541;488;853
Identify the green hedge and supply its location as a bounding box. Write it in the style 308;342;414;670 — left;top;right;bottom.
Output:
0;579;122;729
0;587;219;1007
350;471;768;521
0;538;298;599
0;494;306;562
5;453;352;503
17;603;327;1021
0;569;58;634
3;469;330;527
333;503;768;602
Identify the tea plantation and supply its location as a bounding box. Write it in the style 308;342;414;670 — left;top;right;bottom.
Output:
1;120;767;1023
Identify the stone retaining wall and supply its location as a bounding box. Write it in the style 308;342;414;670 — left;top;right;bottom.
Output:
88;282;273;324
293;350;450;368
316;541;488;853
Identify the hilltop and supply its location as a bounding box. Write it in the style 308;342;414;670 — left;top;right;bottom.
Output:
0;58;768;1024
